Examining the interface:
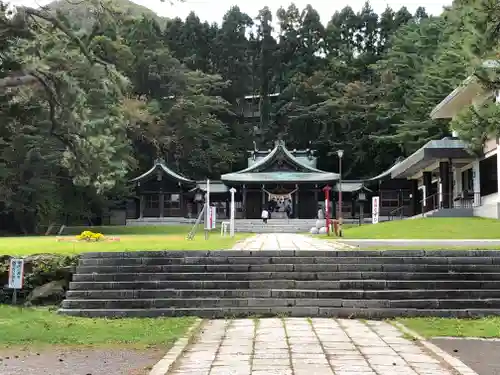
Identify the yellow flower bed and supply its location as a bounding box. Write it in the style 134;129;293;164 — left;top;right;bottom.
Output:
76;230;105;242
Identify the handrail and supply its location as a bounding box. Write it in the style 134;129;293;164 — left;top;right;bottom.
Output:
420;191;482;214
388;205;405;221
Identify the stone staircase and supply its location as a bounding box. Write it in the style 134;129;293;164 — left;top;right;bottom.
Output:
59;250;500;318
232;219;317;233
125;218;373;233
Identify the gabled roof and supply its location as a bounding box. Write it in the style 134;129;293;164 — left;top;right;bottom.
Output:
389;138;474;179
130;158;195;185
430;60;500;119
221;140;339;183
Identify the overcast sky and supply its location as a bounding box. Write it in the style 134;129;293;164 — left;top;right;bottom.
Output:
10;0;451;24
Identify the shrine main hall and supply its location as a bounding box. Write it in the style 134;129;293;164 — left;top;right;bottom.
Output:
128;140;368;220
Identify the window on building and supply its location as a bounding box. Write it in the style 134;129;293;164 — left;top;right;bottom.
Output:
146;195;159;209
164;193;181;209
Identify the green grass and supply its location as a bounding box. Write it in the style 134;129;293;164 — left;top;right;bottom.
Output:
399;317;500;338
60;225;193;235
0;306;195;348
0;228;249;256
341;217;500;239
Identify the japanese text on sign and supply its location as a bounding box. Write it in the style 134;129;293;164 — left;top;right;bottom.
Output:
8;259;24;289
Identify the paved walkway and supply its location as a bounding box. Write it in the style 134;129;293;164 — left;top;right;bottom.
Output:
432;338;499;375
169;318;456;375
232;233;340;250
339;239;500;248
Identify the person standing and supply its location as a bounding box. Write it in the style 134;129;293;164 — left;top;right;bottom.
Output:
261;208;269;224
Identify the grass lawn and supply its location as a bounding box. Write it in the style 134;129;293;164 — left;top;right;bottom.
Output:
341;217;500;239
0;225;249;256
60;225;194;235
0;306;195;348
399;317;500;338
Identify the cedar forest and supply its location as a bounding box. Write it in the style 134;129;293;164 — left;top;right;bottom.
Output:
0;0;499;233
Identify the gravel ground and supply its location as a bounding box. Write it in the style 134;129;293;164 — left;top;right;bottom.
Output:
432;338;500;375
0;347;164;375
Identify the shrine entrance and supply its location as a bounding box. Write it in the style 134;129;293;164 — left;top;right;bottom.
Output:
265;186;297;219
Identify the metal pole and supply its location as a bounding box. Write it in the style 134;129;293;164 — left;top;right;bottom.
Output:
339;156;343;237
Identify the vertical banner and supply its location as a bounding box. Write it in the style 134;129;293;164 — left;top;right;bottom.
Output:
8;259;24;289
372;196;380;224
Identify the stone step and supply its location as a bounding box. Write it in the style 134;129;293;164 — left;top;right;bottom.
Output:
68;279;500;290
57;306;500;318
78;256;500;267
75;263;500;274
66;288;500;300
71;272;500;282
60;297;500;310
62;250;500;318
78;250;500;258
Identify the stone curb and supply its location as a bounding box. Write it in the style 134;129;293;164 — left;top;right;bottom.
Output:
149;318;204;375
394;322;479;375
330;240;357;250
434;336;500;342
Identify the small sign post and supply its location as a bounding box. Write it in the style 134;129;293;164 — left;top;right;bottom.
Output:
229;187;236;237
8;258;24;305
372;196;380;224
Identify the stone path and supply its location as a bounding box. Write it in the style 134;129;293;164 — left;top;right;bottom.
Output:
339;239;500;248
232;233;341;250
169;318;456;375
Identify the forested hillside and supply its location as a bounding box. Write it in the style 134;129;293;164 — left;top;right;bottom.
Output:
0;0;498;233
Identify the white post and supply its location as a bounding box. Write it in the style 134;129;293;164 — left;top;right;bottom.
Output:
497;145;500;201
473;160;481;205
204;179;210;239
438;181;443;208
229;187;236;237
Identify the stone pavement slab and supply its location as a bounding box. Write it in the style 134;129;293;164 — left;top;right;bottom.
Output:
231;233;338;250
168;318;459;375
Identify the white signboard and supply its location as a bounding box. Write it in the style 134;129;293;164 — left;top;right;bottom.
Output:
210;206;217;229
372;196;380;224
8;259;24;289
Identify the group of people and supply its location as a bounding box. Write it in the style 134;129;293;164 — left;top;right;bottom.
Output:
261;197;293;223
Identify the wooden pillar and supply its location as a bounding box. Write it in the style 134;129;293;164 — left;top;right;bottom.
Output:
261;184;266;207
295;184;299;218
439;161;451;209
139;195;145;219
242;184;247;219
410;179;419;216
159;192;164;218
179;183;184;217
314;184;318;219
423;171;432;212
